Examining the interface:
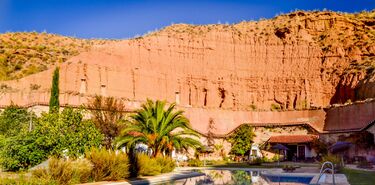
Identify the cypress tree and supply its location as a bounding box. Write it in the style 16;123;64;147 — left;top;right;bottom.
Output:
49;67;60;112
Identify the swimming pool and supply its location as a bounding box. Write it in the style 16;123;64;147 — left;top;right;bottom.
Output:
263;174;313;184
156;169;314;185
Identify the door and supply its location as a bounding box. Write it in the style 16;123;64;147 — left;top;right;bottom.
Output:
298;145;305;160
287;145;297;161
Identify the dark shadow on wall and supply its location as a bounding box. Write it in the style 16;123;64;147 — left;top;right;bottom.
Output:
330;70;375;105
329;80;357;105
355;76;375;101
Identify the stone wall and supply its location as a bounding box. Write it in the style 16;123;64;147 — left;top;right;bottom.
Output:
323;100;375;132
198;125;314;160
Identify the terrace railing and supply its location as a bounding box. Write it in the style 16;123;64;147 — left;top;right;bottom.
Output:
317;161;335;185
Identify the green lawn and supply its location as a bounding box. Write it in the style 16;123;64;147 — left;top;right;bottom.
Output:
342;168;375;185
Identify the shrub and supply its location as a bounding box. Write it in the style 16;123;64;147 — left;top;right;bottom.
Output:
0;108;103;171
187;159;203;167
270;103;281;111
321;154;343;172
86;95;126;149
0;175;56;185
48;157;74;185
85;148;129;181
272;154;280;162
137;154;162;176
261;156;273;163
0;105;33;137
248;157;262;165
249;104;257;111
228;125;255;157
155;155;176;173
32;158;93;185
357;160;373;169
0;132;48;171
136;154;177;176
35;108;103;158
31;167;50;180
311;138;328;156
72;158;93;183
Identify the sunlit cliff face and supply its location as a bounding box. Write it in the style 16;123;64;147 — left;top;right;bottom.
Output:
1;11;374;111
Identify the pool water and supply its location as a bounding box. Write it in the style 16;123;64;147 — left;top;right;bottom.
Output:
264;175;313;184
157;170;313;185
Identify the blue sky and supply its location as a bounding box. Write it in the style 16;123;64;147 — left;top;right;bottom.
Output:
0;0;374;39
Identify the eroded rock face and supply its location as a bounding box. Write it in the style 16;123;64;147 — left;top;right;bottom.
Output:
0;11;374;131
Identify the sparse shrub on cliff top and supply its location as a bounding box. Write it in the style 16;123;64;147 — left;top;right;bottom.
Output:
270;103;281;111
249;104;257;111
0;32;113;80
30;83;41;90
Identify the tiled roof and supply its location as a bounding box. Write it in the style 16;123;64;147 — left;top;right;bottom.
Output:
268;134;318;144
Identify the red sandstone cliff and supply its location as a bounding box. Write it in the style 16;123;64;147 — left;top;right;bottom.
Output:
0;10;374;111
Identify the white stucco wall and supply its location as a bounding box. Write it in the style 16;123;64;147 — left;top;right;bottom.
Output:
250;144;262;157
305;145;316;158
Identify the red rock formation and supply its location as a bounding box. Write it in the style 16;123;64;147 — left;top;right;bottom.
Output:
0;10;374;135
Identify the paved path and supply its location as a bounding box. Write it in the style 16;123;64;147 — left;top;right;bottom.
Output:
345;164;375;172
81;171;204;185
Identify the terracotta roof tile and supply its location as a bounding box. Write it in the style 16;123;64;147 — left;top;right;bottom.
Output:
268;134;318;144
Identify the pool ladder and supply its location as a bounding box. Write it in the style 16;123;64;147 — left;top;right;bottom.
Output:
316;161;335;185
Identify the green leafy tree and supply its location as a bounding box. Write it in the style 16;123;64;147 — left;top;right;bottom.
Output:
0;132;48;171
0;105;34;137
35;108;103;157
49;67;60;113
116;99;202;157
228;124;255;157
0;108;103;171
87;95;126;149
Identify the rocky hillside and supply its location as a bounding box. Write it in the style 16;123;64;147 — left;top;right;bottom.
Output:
0;32;112;80
148;10;375;105
0;10;374;110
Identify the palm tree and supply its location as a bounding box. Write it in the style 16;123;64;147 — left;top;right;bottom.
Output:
116;99;202;157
